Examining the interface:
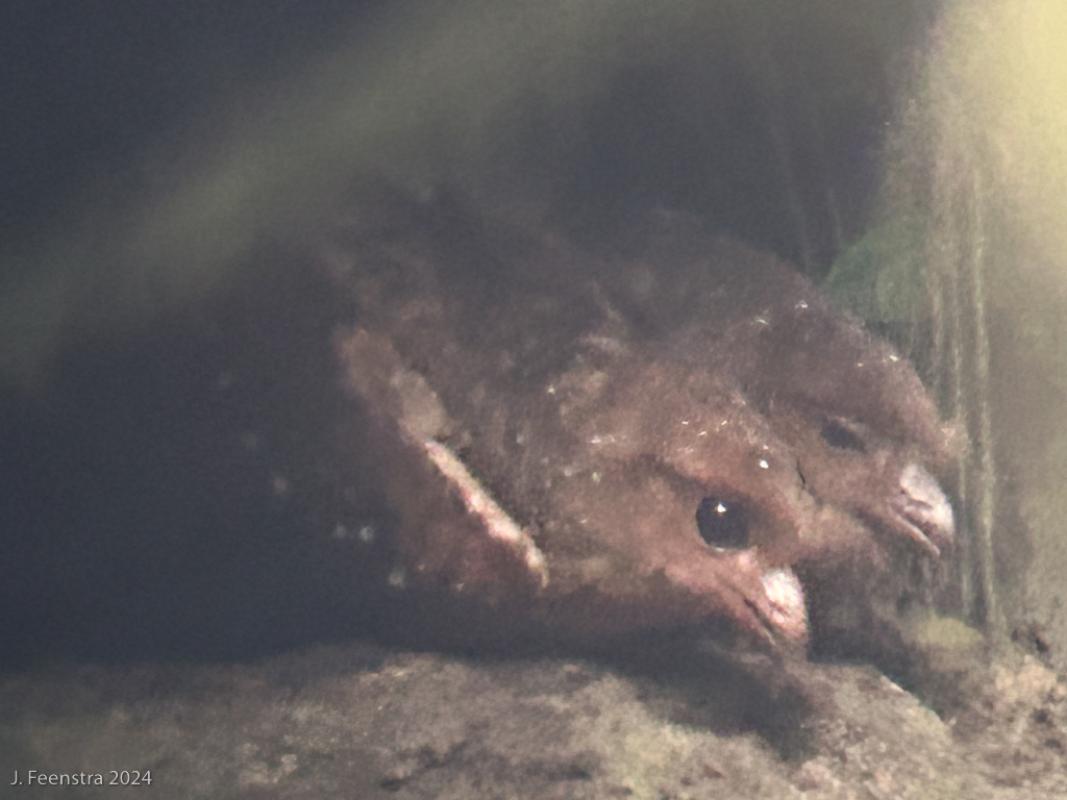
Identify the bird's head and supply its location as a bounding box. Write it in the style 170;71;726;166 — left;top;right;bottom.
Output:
549;238;957;650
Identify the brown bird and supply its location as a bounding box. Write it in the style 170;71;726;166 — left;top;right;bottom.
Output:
325;192;957;652
0;188;957;664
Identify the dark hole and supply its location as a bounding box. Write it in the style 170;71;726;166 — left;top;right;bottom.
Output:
696;496;750;549
820;420;866;452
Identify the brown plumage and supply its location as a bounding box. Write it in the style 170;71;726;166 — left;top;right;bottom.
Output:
0;188;957;664
326;192;956;651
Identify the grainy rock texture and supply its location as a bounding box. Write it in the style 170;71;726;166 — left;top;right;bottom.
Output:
3;643;1065;799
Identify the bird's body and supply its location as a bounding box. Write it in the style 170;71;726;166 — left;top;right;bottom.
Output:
324;192;956;651
2;188;955;663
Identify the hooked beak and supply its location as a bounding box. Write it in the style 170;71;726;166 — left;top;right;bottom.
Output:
889;463;955;558
759;566;808;646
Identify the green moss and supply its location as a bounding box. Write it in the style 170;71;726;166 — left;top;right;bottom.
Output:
823;217;928;325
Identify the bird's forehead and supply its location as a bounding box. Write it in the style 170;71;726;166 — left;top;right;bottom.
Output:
703;291;948;455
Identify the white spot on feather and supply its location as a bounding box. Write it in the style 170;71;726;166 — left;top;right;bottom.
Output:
387;567;407;590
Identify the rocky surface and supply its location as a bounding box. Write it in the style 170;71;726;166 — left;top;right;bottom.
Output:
3;641;1066;799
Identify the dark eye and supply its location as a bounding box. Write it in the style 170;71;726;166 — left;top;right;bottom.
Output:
821;420;866;452
696;496;750;550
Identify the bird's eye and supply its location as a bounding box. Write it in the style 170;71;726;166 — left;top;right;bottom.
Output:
696;496;750;550
821;420;866;452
